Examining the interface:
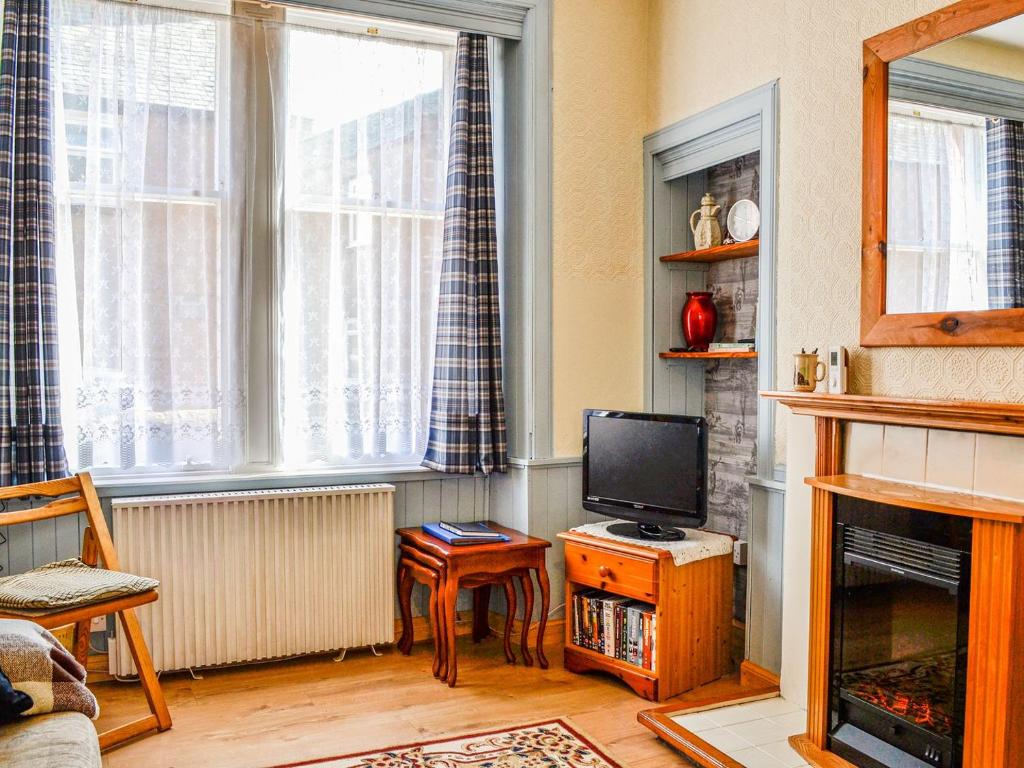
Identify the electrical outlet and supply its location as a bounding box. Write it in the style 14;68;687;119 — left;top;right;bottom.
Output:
733;539;748;567
90;616;106;633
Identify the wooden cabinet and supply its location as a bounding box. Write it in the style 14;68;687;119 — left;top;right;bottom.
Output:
558;530;733;702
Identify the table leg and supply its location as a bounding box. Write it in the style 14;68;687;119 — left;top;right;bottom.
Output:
397;561;414;655
518;572;535;667
444;575;460;687
436;571;449;683
428;573;441;678
501;578;517;664
535;566;550;670
472;584;492;643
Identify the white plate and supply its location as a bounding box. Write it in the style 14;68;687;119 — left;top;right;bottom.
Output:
726;198;759;242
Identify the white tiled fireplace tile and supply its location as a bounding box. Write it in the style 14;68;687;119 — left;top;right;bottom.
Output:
728;746;794;768
766;710;810;736
974;434;1024;500
699;726;753;753
726;716;787;746
669;711;716;733
925;429;976;492
880;425;927;483
845;422;883;477
758;738;810;768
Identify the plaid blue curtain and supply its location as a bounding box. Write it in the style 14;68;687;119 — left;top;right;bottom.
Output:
986;117;1024;310
0;0;68;485
422;33;507;475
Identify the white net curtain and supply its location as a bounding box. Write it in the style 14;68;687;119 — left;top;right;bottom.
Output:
51;0;454;473
266;23;453;468
51;0;252;472
887;103;989;314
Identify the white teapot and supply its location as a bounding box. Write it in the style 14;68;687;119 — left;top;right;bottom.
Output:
689;192;723;250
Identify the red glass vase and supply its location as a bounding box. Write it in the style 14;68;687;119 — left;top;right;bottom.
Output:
681;291;718;352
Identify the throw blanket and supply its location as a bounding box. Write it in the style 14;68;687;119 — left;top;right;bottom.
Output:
0;620;98;719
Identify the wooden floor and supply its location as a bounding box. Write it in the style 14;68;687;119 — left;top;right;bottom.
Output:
95;632;752;767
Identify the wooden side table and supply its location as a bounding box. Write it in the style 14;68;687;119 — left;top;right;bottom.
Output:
396;523;552;687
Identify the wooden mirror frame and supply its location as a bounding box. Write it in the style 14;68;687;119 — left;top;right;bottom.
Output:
862;0;1024;346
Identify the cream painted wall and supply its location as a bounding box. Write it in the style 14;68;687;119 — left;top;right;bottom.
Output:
645;0;1024;457
550;0;648;456
548;1;1024;456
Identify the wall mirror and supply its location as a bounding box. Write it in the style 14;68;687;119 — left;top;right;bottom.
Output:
863;1;1024;345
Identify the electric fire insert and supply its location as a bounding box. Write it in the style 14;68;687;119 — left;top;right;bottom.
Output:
829;497;972;768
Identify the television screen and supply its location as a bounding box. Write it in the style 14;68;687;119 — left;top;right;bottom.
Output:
583;410;707;529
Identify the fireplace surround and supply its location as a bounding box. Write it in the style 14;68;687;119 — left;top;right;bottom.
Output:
763;391;1024;768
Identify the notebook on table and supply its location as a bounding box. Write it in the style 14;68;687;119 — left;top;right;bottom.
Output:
422;521;511;545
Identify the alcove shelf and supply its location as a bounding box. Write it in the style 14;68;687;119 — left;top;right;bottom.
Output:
659;239;759;264
659;350;757;360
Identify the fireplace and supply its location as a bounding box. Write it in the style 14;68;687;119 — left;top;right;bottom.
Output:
829;497;972;768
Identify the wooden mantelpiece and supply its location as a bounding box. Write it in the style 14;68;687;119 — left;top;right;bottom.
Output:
764;391;1024;768
761;390;1024;436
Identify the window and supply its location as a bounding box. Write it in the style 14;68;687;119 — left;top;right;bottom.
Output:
52;0;457;475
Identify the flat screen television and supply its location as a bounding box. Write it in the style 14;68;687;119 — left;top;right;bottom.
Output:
582;409;707;541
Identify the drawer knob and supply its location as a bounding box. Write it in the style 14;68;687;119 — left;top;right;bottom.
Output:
597;565;611;578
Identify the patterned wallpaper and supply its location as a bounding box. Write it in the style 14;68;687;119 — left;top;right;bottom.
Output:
647;0;1024;458
703;151;760;539
704;152;761;621
550;0;648;457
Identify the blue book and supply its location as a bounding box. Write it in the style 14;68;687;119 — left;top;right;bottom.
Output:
422;521;510;546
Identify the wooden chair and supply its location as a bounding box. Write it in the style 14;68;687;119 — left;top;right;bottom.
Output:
0;472;171;750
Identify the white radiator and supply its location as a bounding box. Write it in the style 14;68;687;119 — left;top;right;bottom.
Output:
109;484;395;676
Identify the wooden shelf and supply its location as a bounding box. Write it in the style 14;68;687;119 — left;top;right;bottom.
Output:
564;642;658;680
806;473;1024;525
660;239;758;263
660;350;757;360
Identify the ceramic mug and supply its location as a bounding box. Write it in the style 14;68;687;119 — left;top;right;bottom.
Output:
793;353;826;392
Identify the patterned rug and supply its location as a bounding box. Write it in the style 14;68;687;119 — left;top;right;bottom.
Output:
268;720;623;768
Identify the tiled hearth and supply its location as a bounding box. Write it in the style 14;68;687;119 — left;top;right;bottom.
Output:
670;697;809;768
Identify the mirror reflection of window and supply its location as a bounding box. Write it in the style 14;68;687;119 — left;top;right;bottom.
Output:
885;15;1024;316
886;102;989;314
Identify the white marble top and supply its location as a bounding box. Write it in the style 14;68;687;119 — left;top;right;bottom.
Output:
570;520;734;567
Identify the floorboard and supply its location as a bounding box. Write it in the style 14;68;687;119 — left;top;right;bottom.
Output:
95;634;749;767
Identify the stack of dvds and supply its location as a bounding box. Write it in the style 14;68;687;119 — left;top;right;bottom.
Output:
571;589;657;672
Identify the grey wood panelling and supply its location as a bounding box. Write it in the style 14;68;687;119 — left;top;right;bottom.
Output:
0;498;86;578
489;460;587;622
390;477;487;618
746;479;785;675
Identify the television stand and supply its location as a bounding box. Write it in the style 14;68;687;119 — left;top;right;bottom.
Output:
558;529;733;700
607;522;685;541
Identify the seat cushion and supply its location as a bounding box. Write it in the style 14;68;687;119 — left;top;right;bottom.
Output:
0;711;101;768
0;559;158;613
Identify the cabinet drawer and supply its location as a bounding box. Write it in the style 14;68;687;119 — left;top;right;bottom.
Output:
564;541;657;602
